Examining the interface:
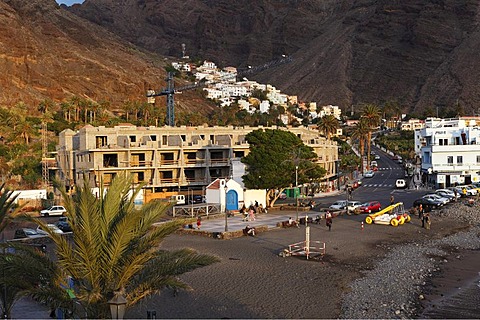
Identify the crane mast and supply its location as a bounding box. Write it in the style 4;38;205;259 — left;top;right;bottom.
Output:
148;56;292;127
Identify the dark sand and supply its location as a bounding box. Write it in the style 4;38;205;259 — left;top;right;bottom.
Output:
420;249;480;319
127;214;475;319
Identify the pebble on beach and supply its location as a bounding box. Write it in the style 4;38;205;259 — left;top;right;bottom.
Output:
340;202;480;319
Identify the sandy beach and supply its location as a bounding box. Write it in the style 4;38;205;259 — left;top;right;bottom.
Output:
125;208;480;319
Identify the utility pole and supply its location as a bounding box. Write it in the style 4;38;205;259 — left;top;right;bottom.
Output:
295;165;299;222
41;121;49;189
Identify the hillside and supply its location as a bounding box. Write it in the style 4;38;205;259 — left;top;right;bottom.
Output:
68;0;480;115
0;0;215;114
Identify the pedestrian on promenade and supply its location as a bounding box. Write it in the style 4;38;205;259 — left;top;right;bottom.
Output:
248;207;256;221
424;212;431;230
390;195;395;205
196;216;202;230
325;211;333;231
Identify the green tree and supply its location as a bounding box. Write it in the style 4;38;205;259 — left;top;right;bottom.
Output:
361;104;381;169
317;115;339;140
242;129;326;207
351;119;370;172
0;184;27;318
29;175;219;318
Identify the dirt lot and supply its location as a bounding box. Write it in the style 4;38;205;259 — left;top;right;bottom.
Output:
127;213;470;319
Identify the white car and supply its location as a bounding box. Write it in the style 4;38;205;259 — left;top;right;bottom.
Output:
459;185;478;196
364;170;375;178
370;161;378;167
40;206;67;217
346;201;362;213
329;200;348;210
395;179;406;189
37;224;64;235
374;154;380;160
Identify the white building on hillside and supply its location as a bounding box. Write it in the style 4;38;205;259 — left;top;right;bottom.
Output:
415;117;480;188
319;105;342;120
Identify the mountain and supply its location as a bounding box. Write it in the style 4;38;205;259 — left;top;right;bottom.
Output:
0;0;215;114
67;0;480;115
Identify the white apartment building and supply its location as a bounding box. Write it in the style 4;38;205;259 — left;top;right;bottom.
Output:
319;105;342;120
259;100;270;113
415;117;480;187
401;119;424;131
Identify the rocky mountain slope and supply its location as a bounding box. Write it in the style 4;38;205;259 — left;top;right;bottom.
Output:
0;0;215;114
1;0;479;116
68;0;480;115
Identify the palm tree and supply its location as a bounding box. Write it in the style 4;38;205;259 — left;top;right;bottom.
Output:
31;175;219;318
317;115;339;140
351;119;370;172
0;184;25;318
361;104;381;168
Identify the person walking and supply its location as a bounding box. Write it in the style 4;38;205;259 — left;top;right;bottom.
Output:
424;212;431;230
390;195;395;205
196;216;202;230
325;211;333;231
418;204;425;228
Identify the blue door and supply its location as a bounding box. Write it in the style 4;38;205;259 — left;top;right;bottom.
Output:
226;190;238;211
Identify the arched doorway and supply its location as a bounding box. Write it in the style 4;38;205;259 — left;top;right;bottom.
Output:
226;190;238;211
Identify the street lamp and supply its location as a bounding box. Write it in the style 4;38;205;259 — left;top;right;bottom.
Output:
224;185;228;232
295;165;299;221
108;291;127;319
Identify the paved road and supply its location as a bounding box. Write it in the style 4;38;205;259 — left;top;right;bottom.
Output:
318;145;430;210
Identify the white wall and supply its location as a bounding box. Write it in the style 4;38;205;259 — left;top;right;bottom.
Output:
244;189;267;208
11;189;47;204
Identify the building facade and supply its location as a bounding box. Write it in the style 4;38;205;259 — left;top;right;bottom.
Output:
56;124;338;194
415;117;480;187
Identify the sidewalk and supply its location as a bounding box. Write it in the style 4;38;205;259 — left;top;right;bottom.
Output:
193;189;343;233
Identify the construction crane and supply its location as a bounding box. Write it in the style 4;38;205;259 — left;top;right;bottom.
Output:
41;121;49;188
147;55;292;127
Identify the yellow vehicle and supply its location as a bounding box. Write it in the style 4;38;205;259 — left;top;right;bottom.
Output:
364;202;411;227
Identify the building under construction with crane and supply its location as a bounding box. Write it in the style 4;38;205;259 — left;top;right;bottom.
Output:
54;124;338;200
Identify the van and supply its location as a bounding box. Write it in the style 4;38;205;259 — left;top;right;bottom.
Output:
169;195;185;205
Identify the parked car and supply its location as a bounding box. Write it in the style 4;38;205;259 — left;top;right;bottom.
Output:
457;185;477;196
346;180;361;189
40;205;67;217
329;200;348;210
36;224;64;235
413;198;438;211
422;194;449;206
14;228;46;239
466;184;480;193
395;179;407;189
188;195;205;204
346;201;363;213
435;189;458;201
55;217;73;232
448;186;467;197
418;195;444;208
359;201;381;214
364;170;375;178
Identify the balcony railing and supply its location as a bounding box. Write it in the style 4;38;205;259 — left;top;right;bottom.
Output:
159;178;180;184
210;158;229;165
160;160;179;166
128;161;153;167
185;159;206;165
